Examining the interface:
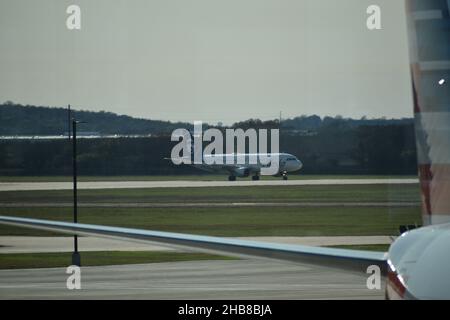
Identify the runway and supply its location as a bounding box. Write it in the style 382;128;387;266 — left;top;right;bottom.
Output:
0;178;419;191
0;259;384;299
0;236;179;253
0;236;392;253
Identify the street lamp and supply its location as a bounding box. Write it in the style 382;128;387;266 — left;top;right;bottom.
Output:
67;105;72;140
71;119;85;266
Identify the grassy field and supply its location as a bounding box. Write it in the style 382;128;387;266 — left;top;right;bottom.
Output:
0;174;417;183
0;181;420;270
0;205;421;237
0;184;420;204
0;251;235;270
0;183;421;237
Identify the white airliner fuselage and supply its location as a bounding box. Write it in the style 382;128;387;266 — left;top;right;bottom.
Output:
194;153;303;181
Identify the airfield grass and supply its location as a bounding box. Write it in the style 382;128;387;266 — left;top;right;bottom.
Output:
0;205;421;237
0;251;235;270
0;184;421;236
0;182;419;270
0;174;417;183
0;184;420;204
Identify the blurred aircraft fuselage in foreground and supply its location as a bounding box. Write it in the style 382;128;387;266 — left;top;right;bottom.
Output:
192;153;303;181
385;0;450;299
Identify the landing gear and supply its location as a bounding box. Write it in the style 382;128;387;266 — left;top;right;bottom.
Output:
282;172;288;180
252;175;260;181
228;175;236;181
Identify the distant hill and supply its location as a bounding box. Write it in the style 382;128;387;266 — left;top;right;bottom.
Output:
0;102;417;176
0;102;190;135
282;115;414;131
0;102;414;135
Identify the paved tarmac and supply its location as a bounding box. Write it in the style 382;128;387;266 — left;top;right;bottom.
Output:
0;236;178;253
0;259;385;299
0;236;392;254
0;178;418;191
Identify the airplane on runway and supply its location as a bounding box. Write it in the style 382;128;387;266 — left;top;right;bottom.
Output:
0;0;448;300
193;153;303;181
169;128;303;181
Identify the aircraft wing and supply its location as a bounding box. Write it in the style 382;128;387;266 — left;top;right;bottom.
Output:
0;215;387;274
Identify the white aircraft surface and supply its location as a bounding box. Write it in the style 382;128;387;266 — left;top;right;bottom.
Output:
192;153;303;181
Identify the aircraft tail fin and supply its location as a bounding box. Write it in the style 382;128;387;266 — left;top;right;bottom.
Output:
406;0;450;226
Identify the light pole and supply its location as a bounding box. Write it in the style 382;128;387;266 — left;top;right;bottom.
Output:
68;105;71;140
71;119;83;266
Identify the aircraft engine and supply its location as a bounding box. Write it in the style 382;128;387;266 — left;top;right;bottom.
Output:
234;167;250;177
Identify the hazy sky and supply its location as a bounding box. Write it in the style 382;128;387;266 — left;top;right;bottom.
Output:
0;0;413;124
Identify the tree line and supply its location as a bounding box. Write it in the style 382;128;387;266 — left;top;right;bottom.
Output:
0;102;417;175
0;124;417;176
1;102;413;135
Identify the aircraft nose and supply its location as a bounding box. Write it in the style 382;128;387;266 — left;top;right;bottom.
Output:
286;159;302;171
